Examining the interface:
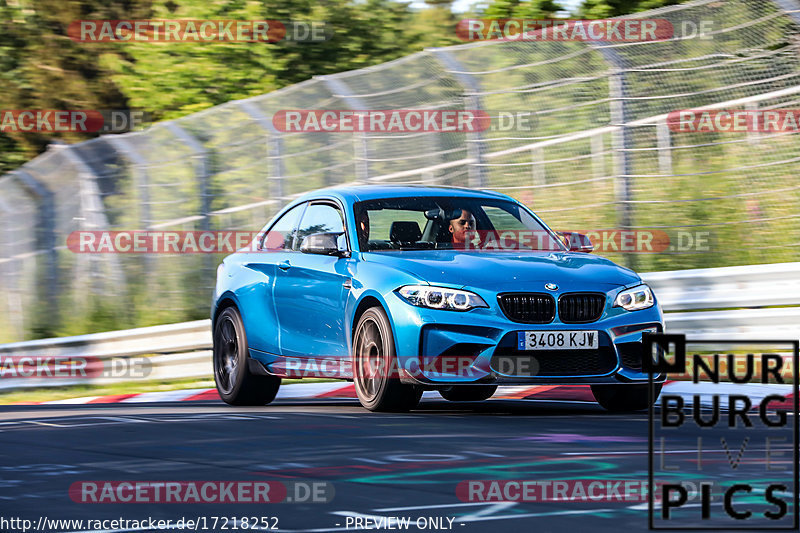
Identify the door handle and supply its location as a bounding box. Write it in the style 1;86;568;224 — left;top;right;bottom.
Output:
278;260;291;271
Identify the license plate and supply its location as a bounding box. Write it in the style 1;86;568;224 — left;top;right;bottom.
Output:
517;330;599;350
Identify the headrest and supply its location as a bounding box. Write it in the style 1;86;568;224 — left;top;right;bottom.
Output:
390;221;422;243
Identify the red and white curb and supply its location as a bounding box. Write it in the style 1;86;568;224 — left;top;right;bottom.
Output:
11;381;795;409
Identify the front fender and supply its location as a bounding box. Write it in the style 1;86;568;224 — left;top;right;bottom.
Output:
345;257;425;356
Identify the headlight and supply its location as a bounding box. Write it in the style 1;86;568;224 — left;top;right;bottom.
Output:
397;285;488;311
613;284;654;311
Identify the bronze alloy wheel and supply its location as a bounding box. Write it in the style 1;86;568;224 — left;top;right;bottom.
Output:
352;307;422;412
213;306;281;406
214;314;239;396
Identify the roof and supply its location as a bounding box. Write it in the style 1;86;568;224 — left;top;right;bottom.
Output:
294;184;512;204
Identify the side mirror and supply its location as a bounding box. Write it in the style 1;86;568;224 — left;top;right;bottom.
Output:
300;232;348;256
559;231;594;253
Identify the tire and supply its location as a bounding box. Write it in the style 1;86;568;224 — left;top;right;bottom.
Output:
213;306;281;406
439;385;497;402
353;307;422;412
591;383;662;412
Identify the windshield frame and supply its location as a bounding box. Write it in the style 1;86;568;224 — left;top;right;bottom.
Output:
351;195;569;253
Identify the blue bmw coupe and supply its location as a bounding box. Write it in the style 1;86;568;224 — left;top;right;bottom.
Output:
212;185;664;411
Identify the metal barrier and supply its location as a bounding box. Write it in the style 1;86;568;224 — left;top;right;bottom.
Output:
0;320;211;390
643;261;800;311
0;262;798;391
642;262;800;340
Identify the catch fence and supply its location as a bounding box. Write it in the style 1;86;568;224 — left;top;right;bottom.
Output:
1;0;799;341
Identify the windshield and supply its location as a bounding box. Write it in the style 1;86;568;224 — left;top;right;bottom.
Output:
353;196;567;252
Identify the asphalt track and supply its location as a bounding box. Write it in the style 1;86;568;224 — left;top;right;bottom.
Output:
0;396;795;533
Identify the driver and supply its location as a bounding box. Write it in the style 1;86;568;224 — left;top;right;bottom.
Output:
449;209;476;247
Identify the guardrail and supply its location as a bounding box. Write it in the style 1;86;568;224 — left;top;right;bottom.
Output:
642;262;800;312
641;262;800;342
0;320;212;390
1;262;798;390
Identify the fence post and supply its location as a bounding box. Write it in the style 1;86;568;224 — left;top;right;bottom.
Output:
11;169;58;336
52;144;112;232
656;120;673;176
745;102;760;145
164;122;211;232
591;132;605;178
50;143;126;310
163;121;215;289
238;101;285;203
0;179;24;339
532;147;546;187
105;135;152;230
593;44;635;268
105;134;156;287
429;48;487;189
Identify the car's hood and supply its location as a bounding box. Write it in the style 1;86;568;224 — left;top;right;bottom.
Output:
364;250;640;292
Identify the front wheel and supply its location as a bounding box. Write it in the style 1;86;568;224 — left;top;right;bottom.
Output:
439;385;497;402
353;307;422;412
591;383;662;412
213;306;281;406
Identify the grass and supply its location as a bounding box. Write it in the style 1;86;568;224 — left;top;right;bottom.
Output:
0;376;338;405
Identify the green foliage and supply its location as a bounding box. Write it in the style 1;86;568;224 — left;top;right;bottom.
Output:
0;0;462;171
0;0;134;169
579;0;684;18
485;0;564;18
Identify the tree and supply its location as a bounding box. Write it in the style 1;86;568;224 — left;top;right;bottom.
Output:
102;0;463;120
485;0;565;19
0;0;142;171
0;0;462;171
579;0;684;18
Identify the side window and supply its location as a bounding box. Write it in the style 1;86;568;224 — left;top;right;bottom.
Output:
293;203;345;251
261;203;305;251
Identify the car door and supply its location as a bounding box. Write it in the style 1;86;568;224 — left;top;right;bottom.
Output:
237;202;306;355
273;201;351;359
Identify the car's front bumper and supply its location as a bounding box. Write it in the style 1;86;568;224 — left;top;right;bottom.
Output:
385;288;666;386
